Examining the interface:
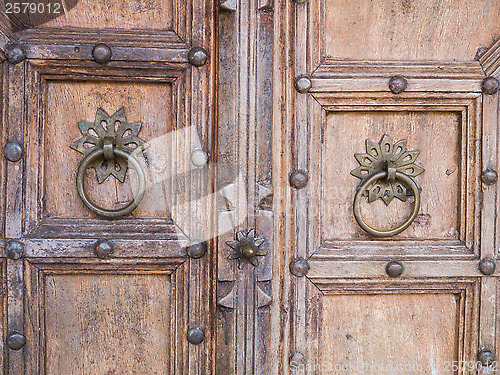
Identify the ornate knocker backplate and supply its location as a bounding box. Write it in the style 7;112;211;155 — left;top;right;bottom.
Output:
70;108;150;218
350;134;424;237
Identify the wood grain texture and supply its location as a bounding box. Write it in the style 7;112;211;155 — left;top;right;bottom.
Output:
215;1;275;374
481;82;498;262
321;0;500;61
44;273;172;375
45;80;174;219
2;0;500;372
308;260;491;278
3;61;26;375
0;64;5;241
310;77;484;93
313;61;486;79
480;278;497;360
3;62;25;239
24;59;214;242
23;237;188;257
286;1;489;374
480;37;500;76
0;261;7;374
4;0;215;373
24;259;189;375
321;293;458;372
323;111;460;240
0;2;17;44
307;93;481;257
7;259;24;374
42;0;174;30
298;279;479;374
262;0;298;373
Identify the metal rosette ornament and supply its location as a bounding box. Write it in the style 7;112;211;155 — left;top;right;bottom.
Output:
350;134;424;237
227;229;266;269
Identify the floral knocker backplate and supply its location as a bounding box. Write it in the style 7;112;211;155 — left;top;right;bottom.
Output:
350;134;425;237
70;107;150;183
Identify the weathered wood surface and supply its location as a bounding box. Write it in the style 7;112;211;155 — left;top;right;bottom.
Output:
1;0;215;374
2;0;500;374
322;0;500;61
279;0;500;374
44;0;175;30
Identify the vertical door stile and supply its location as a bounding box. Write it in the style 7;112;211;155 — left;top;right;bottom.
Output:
216;0;277;372
480;70;498;370
269;0;296;374
4;59;25;375
291;0;309;371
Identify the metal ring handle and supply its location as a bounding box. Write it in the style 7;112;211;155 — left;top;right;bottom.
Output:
353;171;420;237
76;148;146;219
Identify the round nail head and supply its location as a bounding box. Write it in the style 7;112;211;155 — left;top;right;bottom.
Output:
4;142;23;162
389;76;408;94
241;244;255;258
188;47;208;67
386;261;404;277
482;77;499;95
94;240;114;259
481;170;498;186
290;257;310;277
191;149;209;167
5;44;25;65
479;258;496;276
289;351;306;367
187;327;205;345
478;349;495;366
7;332;26;350
186;241;207;259
294;76;312;93
5;240;24;260
289;169;309;189
92;43;112;64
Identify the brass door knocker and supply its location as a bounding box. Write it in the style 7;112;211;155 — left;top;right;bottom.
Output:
350;135;424;237
70;108;150;219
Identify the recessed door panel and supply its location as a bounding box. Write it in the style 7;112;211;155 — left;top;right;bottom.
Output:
321;110;466;241
321;293;458;372
45;273;173;375
323;0;500;61
42;0;175;31
45;80;174;219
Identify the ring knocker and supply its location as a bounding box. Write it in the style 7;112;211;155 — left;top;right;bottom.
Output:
71;108;150;219
350;135;424;237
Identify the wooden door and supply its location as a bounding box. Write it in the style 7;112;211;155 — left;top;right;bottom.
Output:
277;0;500;374
215;0;500;374
3;1;500;375
0;1;215;374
